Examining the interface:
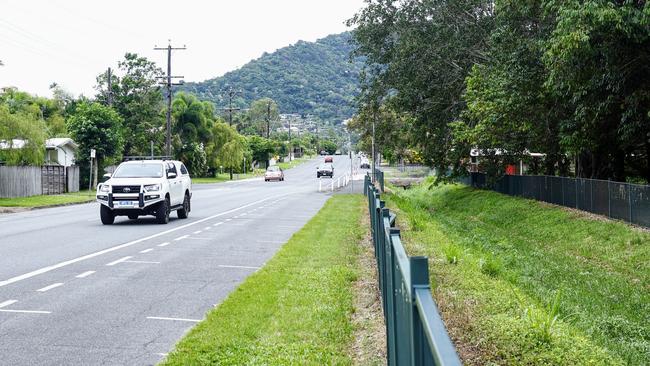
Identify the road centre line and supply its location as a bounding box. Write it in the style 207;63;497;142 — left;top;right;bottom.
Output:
193;230;202;234
139;248;154;253
0;194;289;289
75;271;95;278
157;242;170;247
0;309;51;314
106;256;133;266
37;283;64;292
0;300;18;308
213;222;223;226
174;235;189;241
123;260;160;264
204;227;211;230
146;316;201;323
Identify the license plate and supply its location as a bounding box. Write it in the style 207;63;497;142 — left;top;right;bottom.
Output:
118;201;137;207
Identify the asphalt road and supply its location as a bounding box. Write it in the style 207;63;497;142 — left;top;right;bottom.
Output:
0;155;358;365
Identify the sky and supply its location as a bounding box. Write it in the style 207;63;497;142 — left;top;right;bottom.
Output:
0;0;366;98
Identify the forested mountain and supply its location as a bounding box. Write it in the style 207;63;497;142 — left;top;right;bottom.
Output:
180;32;362;123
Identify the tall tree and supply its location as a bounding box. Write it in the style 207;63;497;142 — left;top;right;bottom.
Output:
348;0;496;179
66;102;124;185
544;0;650;181
95;53;165;157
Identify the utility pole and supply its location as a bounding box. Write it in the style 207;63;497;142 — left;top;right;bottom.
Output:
220;87;241;127
266;101;271;139
106;67;113;107
372;110;376;183
287;117;292;162
154;41;186;157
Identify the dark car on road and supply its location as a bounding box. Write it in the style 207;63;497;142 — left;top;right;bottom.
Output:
317;163;334;178
360;160;371;169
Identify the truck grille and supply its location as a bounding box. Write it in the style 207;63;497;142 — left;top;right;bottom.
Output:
112;185;141;194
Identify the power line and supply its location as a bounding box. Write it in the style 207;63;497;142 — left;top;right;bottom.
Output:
154;41;186;157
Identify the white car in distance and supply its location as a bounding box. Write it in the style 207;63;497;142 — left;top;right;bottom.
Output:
96;159;192;225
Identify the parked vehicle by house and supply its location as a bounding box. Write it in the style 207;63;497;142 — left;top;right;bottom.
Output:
317;163;334;178
96;158;192;225
264;165;284;181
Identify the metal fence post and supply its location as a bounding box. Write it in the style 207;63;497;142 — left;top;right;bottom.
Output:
608;180;611;219
629;183;633;223
410;256;430;365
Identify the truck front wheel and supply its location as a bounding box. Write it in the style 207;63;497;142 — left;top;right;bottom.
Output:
100;205;115;225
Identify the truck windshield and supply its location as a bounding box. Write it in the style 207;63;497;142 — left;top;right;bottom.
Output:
112;163;163;178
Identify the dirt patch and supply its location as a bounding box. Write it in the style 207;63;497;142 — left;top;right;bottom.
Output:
0;207;32;214
350;208;387;366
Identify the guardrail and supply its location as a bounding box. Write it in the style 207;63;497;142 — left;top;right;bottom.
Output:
364;175;461;366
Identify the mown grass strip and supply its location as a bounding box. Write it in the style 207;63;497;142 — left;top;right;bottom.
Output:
161;195;366;365
386;181;649;365
192;170;264;184
0;190;94;207
277;156;314;170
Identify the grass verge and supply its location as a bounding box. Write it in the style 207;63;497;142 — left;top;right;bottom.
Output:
162;194;370;365
386;181;649;365
277;156;313;170
192;170;264;184
0;190;94;208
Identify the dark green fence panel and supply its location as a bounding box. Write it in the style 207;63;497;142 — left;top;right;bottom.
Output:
468;173;650;228
365;175;461;366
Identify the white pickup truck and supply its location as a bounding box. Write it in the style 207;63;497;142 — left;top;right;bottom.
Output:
96;159;192;225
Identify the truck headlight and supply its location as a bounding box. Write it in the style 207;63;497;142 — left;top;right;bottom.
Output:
144;184;161;192
99;184;110;193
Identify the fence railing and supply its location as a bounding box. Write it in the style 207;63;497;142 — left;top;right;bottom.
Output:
469;172;650;228
317;173;351;192
364;175;461;366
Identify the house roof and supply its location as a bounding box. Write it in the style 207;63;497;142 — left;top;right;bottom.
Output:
46;138;77;150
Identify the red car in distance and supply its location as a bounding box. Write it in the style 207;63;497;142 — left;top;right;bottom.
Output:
324;156;333;163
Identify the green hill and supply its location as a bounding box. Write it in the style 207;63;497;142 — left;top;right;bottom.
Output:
180;32;362;123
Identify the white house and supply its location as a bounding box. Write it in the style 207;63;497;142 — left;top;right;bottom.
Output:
45;138;77;166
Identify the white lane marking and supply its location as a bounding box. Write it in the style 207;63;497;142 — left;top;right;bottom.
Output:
218;265;261;270
146;316;201;323
174;235;189;241
240;213;247;217
0;309;51;314
213;222;223;226
139;248;154;253
157;353;168;357
157;242;170;247
193;230;202;234
225;218;232;222
0;194;288;288
0;300;18;308
123;260;160;264
106;256;133;266
75;271;95;278
36;283;64;292
204;227;211;230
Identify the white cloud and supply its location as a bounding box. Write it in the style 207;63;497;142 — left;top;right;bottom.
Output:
0;0;364;97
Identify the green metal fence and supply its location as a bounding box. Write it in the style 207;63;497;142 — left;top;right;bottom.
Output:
470;172;650;228
364;175;461;366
